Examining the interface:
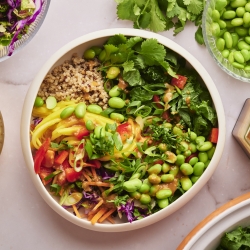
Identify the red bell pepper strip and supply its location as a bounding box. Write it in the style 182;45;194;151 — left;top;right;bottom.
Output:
75;127;90;140
34;138;51;174
87;159;101;169
209;128;219;143
54;150;69;165
65;168;82;182
171;75;187;90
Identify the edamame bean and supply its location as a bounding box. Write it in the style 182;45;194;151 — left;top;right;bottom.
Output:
108;97;125;109
241;49;250;61
83;48;95;59
34;96;44;107
198;152;208;163
191;176;200;183
243;12;250;24
235;27;248;36
130;173;141;180
207;146;216;159
106;66;120;79
179;141;189;152
225;21;235;28
148;174;161;184
245;65;250;71
197;141;213;151
236;7;245;17
215;0;227;10
110;113;124;122
184;150;192;157
172;126;183;136
148;164;162;175
204;160;211;168
123;178;142;192
156;189;172;199
212;22;221;36
218;19;227;28
234;50;245;63
109;85;121;97
85;120;95;131
169;166;179;176
232;61;245;68
189;156;199;166
228;51;235;63
98;50;106;62
180;177;192;191
193;162;205;176
162;163;171;173
245;36;250;44
163;122;172;129
165;151;177;163
161;174;174;183
94;125;106;139
238;40;250;50
222;49;230;58
138;183;150;194
223;10;236;19
212;9;221;21
158;143;168;152
245;3;250;12
175;154;185;166
189;131;197;141
180;163;193;175
60;106;75;119
90;46;102;56
196;136;205;144
231;17;244;26
75;102;86;118
224;32;233;48
140;194;151;205
231;33;239;47
149;185;160;196
130;191;141;200
189;143;197;153
231;0;247;8
157;198;169;208
87;104;102;114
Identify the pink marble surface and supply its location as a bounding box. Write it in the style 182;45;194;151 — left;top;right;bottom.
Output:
0;1;250;249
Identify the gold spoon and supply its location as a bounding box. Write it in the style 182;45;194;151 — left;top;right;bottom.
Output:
0;112;4;154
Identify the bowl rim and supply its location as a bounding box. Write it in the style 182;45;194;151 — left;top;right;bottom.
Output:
177;192;250;249
20;28;226;232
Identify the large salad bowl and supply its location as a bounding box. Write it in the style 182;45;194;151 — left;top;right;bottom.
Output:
20;28;226;232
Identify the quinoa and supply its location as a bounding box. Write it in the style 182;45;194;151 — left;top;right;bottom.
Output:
38;53;109;109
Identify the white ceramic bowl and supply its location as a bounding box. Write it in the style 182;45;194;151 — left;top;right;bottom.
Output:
177;192;250;250
20;28;226;232
0;0;50;62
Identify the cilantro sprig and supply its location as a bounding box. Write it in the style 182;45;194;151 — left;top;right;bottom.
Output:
115;0;204;44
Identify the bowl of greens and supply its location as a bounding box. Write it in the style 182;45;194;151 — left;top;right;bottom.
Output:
0;0;50;61
177;192;250;250
20;28;226;232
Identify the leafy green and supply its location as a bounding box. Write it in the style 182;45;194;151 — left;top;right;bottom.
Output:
217;226;250;250
115;0;205;44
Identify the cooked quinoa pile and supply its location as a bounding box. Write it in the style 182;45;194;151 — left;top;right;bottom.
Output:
38;53;109;108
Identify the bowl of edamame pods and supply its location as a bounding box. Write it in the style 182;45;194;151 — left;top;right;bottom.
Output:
21;28;226;232
203;0;250;81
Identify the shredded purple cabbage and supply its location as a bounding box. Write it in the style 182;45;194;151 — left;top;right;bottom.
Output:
96;168;114;180
7;0;44;56
118;201;135;223
33;117;42;126
82;191;99;203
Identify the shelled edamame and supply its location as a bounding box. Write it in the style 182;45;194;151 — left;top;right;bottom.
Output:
211;0;250;70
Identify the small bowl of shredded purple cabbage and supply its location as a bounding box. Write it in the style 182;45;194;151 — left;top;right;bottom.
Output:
0;0;50;61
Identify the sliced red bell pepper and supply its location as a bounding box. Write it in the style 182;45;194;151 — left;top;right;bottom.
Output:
34;138;51;174
54;150;69;165
65;168;82;182
208;128;219;143
171;75;187;90
39;166;53;186
62;159;71;170
117;122;132;142
152;95;164;109
75;127;90;140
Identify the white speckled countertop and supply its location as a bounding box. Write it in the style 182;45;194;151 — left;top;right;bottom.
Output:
1;1;250;249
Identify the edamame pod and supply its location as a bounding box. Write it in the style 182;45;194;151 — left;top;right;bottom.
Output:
180;177;193;191
156;189;172;199
75;102;86;118
60;106;75;119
